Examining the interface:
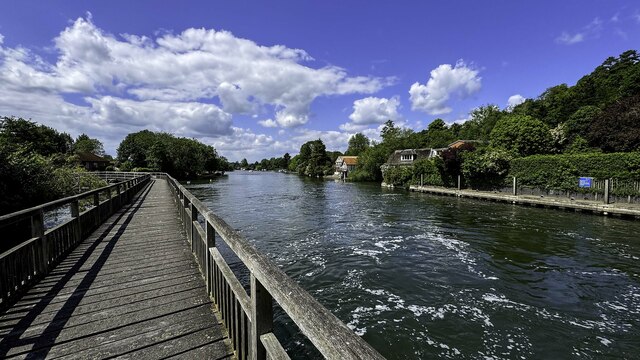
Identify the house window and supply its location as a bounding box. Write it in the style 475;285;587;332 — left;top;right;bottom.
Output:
401;154;414;161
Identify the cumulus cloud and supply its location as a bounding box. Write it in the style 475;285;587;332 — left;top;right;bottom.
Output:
0;15;391;155
507;94;526;109
409;60;481;115
348;96;400;125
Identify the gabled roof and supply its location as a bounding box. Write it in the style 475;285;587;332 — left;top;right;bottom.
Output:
341;156;358;165
77;152;110;163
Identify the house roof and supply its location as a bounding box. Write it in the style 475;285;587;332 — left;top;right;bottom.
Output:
77;152;110;163
341;156;358;165
385;148;431;165
447;140;482;149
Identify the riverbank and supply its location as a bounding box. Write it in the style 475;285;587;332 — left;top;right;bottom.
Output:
409;185;640;219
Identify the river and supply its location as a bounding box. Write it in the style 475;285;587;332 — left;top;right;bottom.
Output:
186;171;640;359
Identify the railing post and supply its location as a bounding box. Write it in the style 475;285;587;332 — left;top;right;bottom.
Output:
205;220;215;295
31;210;47;272
250;274;273;360
190;202;198;253
94;192;100;227
70;200;81;243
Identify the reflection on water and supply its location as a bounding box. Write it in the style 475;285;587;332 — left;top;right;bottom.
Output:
187;172;640;359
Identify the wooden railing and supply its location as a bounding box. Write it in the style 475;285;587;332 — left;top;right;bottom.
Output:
0;174;151;310
94;171;166;182
164;174;384;360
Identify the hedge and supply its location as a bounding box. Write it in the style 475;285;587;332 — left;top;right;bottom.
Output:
509;152;640;192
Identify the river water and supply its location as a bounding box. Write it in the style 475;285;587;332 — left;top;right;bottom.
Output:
186;171;640;359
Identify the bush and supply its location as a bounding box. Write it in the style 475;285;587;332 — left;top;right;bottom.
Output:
383;166;413;187
410;158;444;186
462;149;513;190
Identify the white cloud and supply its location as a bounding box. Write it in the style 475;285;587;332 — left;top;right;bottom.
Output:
507;94;526;109
0;15;391;157
348;96;400;125
258;119;278;128
409;60;481;115
555;32;585;45
555;17;602;45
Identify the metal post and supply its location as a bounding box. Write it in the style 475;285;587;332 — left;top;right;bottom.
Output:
513;177;518;196
457;175;461;190
421;174;423;187
604;179;610;204
250;274;272;360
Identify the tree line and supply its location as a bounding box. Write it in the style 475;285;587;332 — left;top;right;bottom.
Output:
0;118;231;214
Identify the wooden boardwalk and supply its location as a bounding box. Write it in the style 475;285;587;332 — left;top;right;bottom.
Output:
0;180;234;359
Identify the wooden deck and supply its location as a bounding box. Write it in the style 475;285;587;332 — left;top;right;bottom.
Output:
0;179;235;359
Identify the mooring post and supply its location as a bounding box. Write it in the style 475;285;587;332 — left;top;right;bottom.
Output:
421;174;423;187
604;179;610;204
513;177;518;196
457;175;461;190
205;220;215;295
250;274;273;360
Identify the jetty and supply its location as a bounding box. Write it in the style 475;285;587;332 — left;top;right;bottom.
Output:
0;173;383;359
409;184;640;219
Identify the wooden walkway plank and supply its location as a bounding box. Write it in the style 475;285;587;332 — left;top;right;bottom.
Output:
0;179;235;359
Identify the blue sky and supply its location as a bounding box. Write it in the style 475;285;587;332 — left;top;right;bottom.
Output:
0;1;638;161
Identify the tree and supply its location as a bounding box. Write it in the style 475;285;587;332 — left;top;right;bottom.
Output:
294;139;332;177
490;114;553;157
0;116;73;156
240;158;249;168
346;133;370;156
73;134;105;156
283;153;291;169
588;94;640;152
565;105;601;142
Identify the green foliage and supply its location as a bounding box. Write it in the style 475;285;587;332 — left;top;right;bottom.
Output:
490;114;552;157
345;133;370;156
461;149;513;189
0;116;73;156
510;152;640;192
349;144;388;182
382;166;413;186
0;144;106;215
115;130;222;179
73;133;105;156
565;105;601;141
410;158;444;187
295;139;333;177
587;95;640;152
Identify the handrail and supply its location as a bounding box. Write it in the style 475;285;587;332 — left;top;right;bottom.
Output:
0;174;151;225
0;174;151;310
164;173;384;360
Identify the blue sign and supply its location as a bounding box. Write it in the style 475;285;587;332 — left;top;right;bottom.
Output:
579;177;592;188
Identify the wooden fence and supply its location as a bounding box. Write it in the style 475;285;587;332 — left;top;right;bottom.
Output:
164;174;384;360
0;174;150;310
